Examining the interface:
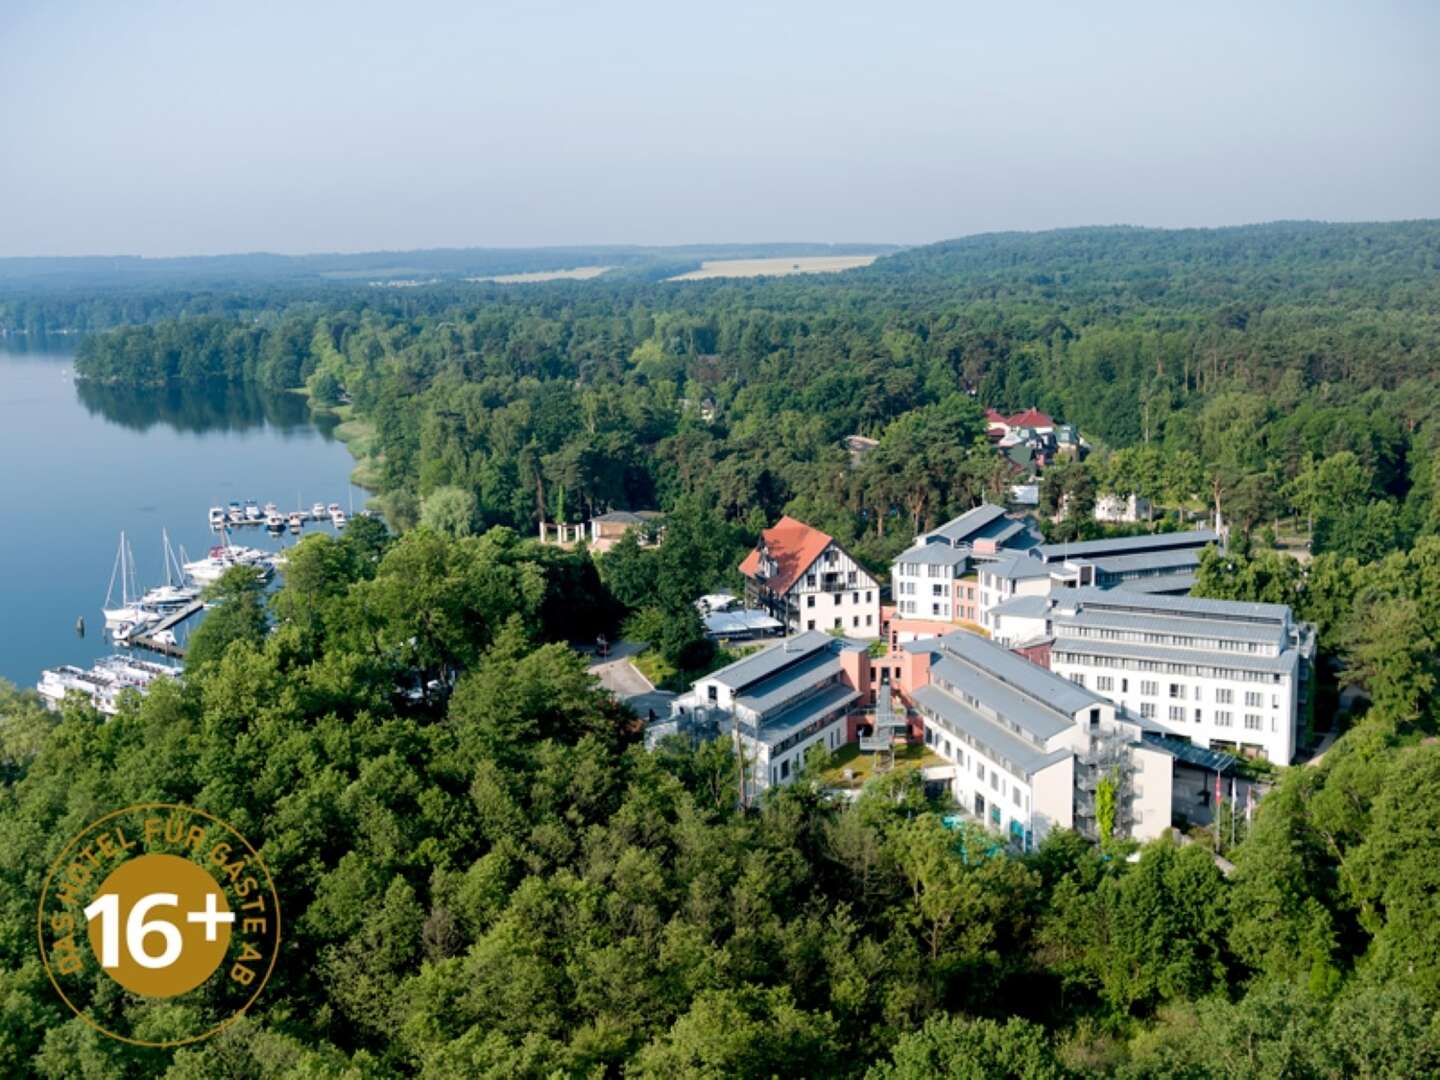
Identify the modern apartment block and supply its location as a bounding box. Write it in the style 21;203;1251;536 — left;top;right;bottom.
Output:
741;516;881;638
664;630;873;800
659;624;1242;842
891;504;1042;622
895;632;1174;846
1047;587;1316;763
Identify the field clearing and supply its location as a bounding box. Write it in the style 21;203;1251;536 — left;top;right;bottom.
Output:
468;265;612;284
669;255;879;280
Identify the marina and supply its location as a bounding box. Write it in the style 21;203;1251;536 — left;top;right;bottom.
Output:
35;504;350;706
0;339;366;695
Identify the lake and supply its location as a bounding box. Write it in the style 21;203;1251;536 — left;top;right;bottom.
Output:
0;337;362;688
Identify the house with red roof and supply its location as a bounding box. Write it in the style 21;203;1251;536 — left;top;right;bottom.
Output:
740;516;880;638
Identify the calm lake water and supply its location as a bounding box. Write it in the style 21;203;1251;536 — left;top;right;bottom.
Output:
0;337;361;688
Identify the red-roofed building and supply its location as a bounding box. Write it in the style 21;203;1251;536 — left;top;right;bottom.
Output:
741;515;880;638
1005;407;1054;433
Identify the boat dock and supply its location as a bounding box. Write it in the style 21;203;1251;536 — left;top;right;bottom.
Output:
129;599;205;658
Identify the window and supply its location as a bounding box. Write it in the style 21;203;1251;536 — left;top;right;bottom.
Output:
932;603;942;616
1097;676;1114;692
1245;691;1263;708
807;620;815;630
866;614;873;626
1194;709;1203;723
807;595;815;608
707;685;717;703
866;591;873;602
1216;688;1234;705
1216;711;1233;728
1012;786;1021;806
833;593;841;605
1071;673;1086;687
974;793;985;817
1121;678;1129;693
1141;680;1158;696
805;574;816;588
1140;703;1156;719
1169;683;1186;700
833;618;842;629
1244;714;1263;731
852;616;859;627
1169;705;1186;721
932;584;945;597
976;762;985;781
848;571;856;584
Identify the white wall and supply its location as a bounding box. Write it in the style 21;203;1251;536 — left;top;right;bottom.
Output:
1051;652;1299;763
1130;744;1174;841
789;542;880;637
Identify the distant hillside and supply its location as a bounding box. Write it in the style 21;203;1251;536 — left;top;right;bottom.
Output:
861;220;1440;308
0;242;899;291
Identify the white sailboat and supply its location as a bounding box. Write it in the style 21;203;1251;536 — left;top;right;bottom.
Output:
139;529;200;609
102;533;157;627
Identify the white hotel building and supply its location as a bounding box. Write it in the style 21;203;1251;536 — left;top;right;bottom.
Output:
906;632;1175;847
1047;588;1316;763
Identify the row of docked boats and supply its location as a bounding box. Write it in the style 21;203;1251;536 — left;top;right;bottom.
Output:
37;654;180;715
103;529;279;643
208;499;347;533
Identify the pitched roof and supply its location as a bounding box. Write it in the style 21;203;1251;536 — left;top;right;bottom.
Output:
927;503;1010;545
738;516;835;595
1007;407;1054;428
1035;529;1219;562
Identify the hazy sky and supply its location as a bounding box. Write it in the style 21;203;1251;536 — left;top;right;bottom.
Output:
1;0;1436;256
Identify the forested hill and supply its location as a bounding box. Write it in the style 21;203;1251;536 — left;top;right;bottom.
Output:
69;219;1440;575
869;220;1440;307
0;242;897;334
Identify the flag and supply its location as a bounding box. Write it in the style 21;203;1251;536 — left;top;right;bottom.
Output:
1214;771;1222;806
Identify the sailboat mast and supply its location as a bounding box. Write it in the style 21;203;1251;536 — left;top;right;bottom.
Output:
105;534;123;609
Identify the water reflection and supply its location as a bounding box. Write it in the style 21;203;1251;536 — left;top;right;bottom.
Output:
76;378;339;438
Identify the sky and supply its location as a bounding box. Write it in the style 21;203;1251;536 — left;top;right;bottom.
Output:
1;0;1437;257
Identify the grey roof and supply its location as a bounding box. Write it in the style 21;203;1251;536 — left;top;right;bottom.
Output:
928;503;1009;544
991;595;1050;619
704;609;784;636
912;684;1073;777
593;509;662;524
984;554;1054;581
1112;574;1197;595
894;543;971;567
1083;549;1202;575
735;651;845;714
1035;529;1219;563
929;655;1075;742
1055;608;1286;647
752;684;860;747
1142;732;1239;773
706;630;837;690
1051;586;1292;625
1050;637;1296;674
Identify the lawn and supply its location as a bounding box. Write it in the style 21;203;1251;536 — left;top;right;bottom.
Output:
821;742;947;790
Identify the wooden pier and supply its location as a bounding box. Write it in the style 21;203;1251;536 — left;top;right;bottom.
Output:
129;599;205;658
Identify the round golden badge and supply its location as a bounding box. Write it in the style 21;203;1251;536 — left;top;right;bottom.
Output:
37;803;282;1047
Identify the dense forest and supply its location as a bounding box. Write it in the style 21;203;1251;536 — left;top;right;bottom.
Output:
4;221;1440;1075
2;518;1439;1077
72;220;1440;572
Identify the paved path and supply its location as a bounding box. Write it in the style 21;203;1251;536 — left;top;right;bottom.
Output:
588;642;676;720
